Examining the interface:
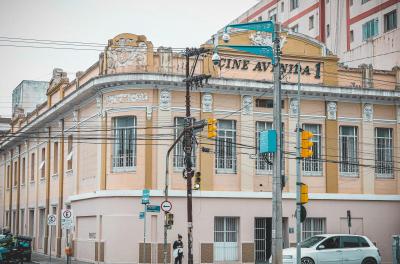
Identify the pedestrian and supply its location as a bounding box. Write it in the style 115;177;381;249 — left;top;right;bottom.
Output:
173;234;184;264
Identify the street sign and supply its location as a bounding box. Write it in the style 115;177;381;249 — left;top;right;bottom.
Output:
161;201;172;212
146;205;160;213
139;211;144;220
142;189;150;204
47;214;57;226
61;209;74;230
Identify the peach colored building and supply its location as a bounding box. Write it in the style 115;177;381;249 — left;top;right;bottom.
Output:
0;32;400;264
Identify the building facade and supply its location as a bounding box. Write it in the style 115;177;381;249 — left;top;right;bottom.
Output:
226;0;400;70
12;80;49;117
0;32;400;263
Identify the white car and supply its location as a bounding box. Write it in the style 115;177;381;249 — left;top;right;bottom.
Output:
270;234;381;264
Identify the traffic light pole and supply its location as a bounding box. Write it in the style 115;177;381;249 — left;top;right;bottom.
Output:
296;62;302;264
184;50;194;264
271;23;283;264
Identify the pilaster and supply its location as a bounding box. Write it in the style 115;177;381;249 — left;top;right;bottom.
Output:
361;104;375;194
240;95;254;191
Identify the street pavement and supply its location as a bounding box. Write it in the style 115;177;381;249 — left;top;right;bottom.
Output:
30;252;90;264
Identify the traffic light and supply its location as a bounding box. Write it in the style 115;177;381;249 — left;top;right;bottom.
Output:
300;183;309;204
207;118;217;139
193;172;201;190
301;130;314;158
166;213;174;228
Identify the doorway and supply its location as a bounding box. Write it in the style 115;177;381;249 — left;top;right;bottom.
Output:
255;217;272;263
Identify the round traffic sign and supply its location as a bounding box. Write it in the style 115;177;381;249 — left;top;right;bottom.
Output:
161;201;172;212
63;210;72;219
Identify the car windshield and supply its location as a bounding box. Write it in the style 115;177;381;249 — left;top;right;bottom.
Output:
301;236;326;248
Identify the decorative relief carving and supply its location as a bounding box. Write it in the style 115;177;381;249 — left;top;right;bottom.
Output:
290;98;299;117
72;110;78;126
202;93;213;113
363;103;373;122
327;102;337;120
159;89;171;111
107;42;147;71
47;68;69;94
249;32;287;49
242;95;253;115
106;93;149;104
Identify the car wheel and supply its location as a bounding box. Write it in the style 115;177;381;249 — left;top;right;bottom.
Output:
301;257;315;264
362;257;377;264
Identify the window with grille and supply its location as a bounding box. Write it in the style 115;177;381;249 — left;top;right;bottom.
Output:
173;117;196;169
67;135;73;170
53;142;58;175
112;116;136;171
13;161;18;186
375;128;393;178
30;153;35;181
214;217;239;261
339;126;359;175
302;218;326;240
215;120;237;173
384;10;397;32
302;124;322;174
40;148;45;179
290;0;299;10
21;157;25;185
7;165;10;189
362;18;379;41
256;121;273;173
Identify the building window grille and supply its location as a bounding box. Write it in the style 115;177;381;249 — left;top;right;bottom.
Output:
214;217;239;261
256;121;273;173
40;148;45;179
173;117;196;169
339;126;359;176
13;161;18;187
112;116;136;171
21;157;26;185
215;120;237;173
30;153;35;181
53;142;58;174
302;218;326;240
290;0;299;11
67;135;73;170
362;18;379;41
384;10;397;32
375;128;393;178
302;124;322;174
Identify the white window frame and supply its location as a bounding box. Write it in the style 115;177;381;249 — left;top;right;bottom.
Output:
375;127;393;178
112;116;137;172
339;126;359;176
255;121;273;174
302;124;323;175
214;217;239;262
173;117;196;170
215;120;237;174
302;218;326;240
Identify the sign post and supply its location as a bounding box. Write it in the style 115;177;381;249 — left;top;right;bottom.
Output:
61;209;73;264
141;189;150;264
47;214;57;263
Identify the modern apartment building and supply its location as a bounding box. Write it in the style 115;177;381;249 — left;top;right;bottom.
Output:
0;32;399;263
227;0;400;70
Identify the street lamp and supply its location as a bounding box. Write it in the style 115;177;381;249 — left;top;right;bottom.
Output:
212;20;284;264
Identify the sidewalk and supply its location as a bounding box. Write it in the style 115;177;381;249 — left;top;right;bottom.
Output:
31;252;91;264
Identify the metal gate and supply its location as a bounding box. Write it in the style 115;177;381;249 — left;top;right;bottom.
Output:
255;218;272;263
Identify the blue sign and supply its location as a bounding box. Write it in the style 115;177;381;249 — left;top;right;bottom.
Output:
226;21;275;39
260;130;277;153
223;45;275;64
141;189;150;204
139;211;144;220
146;205;160;213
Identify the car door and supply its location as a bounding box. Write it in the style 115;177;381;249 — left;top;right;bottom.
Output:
316;236;343;264
340;236;365;264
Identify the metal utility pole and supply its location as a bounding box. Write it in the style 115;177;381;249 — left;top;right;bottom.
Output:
271;23;283;264
184;50;194;264
296;62;302;264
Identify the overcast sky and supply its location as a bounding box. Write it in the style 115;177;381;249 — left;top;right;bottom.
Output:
0;0;258;117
